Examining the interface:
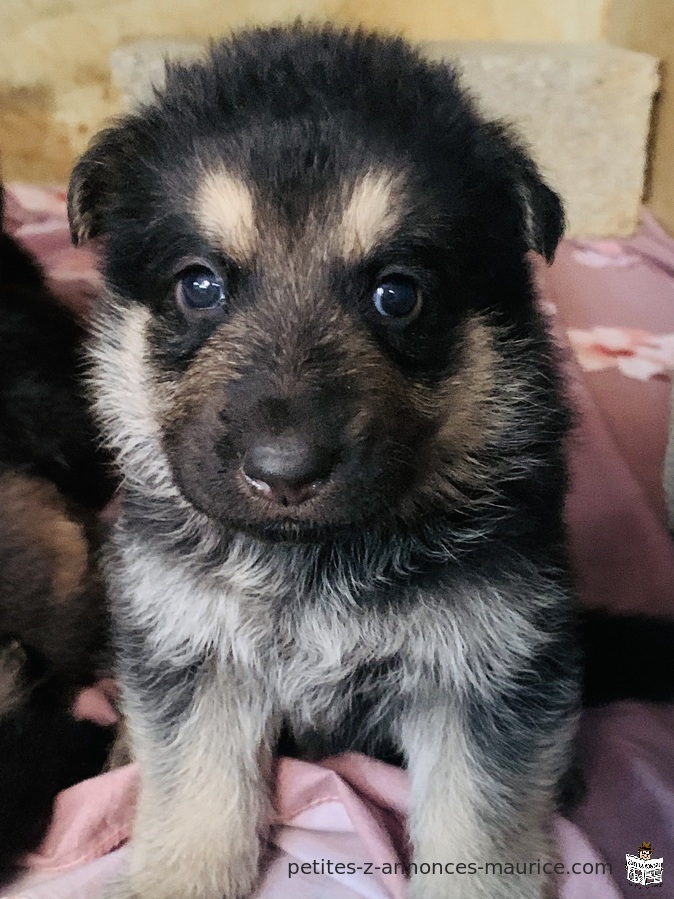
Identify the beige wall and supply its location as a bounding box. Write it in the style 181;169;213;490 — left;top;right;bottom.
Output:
606;0;674;236
0;0;609;182
330;0;608;41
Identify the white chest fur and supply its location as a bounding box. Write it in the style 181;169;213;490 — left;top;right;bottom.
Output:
111;527;550;735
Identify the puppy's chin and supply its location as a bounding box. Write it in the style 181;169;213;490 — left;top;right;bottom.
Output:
220;516;351;545
193;495;378;546
169;463;376;544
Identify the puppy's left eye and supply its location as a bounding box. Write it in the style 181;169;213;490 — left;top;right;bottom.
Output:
176;266;228;311
373;275;420;318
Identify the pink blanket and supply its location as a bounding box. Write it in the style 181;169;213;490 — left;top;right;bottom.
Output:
3;185;674;899
5;755;622;899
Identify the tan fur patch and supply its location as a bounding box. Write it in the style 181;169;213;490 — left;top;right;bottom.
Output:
433;316;503;453
194;169;257;264
0;640;28;716
400;316;513;513
337;170;406;260
159;314;252;429
409;317;500;445
0;473;88;604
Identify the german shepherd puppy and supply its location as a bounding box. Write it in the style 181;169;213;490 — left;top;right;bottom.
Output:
68;25;575;899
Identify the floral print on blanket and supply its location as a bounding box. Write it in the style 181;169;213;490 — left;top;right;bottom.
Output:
567;327;674;380
571;240;642;269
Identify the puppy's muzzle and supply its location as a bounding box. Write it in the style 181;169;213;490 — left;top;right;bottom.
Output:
242;434;336;507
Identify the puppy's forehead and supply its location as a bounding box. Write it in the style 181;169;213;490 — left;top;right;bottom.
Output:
192;163;408;264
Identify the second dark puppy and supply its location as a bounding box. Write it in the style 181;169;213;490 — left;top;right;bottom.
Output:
69;25;575;899
0;184;116;882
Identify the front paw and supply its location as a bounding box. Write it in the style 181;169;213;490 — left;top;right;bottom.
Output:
103;870;258;899
101;877;134;899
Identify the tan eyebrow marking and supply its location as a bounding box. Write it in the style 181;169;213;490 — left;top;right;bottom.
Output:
336;170;406;260
194;168;257;263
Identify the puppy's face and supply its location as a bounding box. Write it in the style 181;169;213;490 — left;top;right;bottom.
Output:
69;27;564;542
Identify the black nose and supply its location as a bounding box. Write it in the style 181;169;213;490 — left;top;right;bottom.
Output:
242;435;335;506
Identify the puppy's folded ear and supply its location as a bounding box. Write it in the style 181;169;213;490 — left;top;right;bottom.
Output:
476;119;565;264
506;141;564;264
517;164;565;264
67;127;128;246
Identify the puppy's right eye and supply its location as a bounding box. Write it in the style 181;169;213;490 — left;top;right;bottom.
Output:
176;266;228;311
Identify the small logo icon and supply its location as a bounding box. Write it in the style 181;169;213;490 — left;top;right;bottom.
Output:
626;842;663;887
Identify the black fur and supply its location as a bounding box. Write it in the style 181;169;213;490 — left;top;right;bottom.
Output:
0;188;115;510
0;640;113;886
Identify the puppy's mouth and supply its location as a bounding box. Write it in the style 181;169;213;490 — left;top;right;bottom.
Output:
240;468;329;510
171;453;389;544
231;515;355;544
233;466;365;541
224;465;418;545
